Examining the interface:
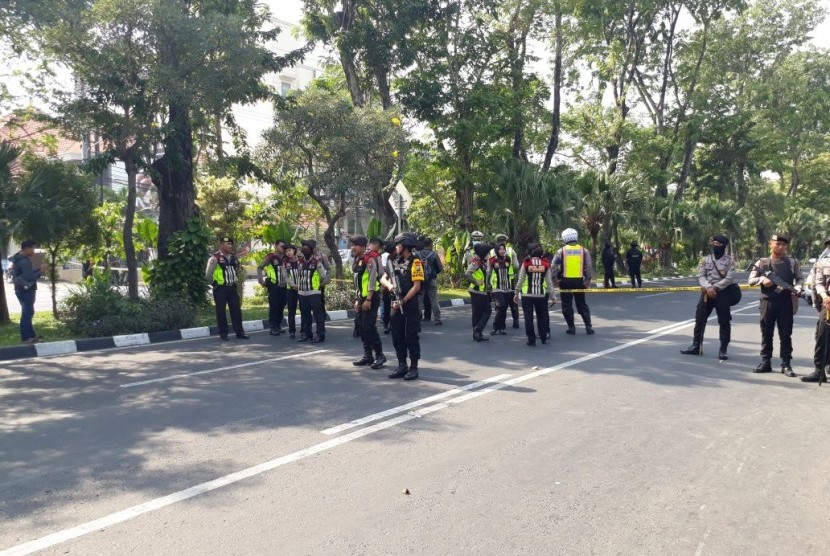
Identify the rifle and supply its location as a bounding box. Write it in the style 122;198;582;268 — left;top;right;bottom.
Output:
750;262;810;302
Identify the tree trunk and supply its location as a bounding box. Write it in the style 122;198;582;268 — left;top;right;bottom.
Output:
542;0;563;171
153;100;197;260
48;248;59;319
456;179;474;231
323;220;343;279
673;133;695;201
124;157;139;300
789;161;799;196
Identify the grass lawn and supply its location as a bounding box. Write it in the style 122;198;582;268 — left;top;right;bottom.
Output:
0;287;472;348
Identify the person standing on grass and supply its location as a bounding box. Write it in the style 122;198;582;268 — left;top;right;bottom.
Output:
11;240;49;344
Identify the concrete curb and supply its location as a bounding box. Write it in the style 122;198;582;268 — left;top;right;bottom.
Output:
0;297;473;362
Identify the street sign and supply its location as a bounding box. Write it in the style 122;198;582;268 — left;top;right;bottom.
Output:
387;180;412;219
387;181;412;236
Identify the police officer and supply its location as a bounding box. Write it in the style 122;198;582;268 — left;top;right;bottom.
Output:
205;236;249;341
492;233;520;328
464;230;485;266
488;242;514;335
380;240;396;334
465;242;493;342
257;239;288;335
626;241;643;288
748;234;803;376
601;241;617;288
804;237;830;310
381;233;424;380
291;239;328;343
680;234;735;360
801;251;830;383
553;228;594;335
514;243;557;346
282;244;300;339
350;235;387;369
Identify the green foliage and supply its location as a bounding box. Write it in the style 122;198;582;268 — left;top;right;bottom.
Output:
135;216;158;250
437;230;470;286
61;269;195;337
366;217;382;240
261;222;295;245
197;175;249;239
146;217;212;304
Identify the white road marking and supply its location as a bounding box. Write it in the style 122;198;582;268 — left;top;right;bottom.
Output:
321;374;513;435
119;350;329;388
636;292;671;299
2;308;761;556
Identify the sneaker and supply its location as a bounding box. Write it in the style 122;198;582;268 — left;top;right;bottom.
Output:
352;355;374;367
434;320;443;326
236;334;250;340
370;355;387;369
289;332;296;339
566;327;576;335
404;367;419;380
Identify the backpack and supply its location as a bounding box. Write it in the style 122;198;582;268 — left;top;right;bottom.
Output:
422;251;441;282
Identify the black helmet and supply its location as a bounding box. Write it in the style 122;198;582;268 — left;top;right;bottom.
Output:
394;233;417;248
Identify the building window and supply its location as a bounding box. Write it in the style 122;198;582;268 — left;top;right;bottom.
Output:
280;82;291;97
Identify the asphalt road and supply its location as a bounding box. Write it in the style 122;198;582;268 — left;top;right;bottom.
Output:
2;275;830;555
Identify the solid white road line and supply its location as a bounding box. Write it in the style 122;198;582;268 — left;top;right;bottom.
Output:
637;292;671;299
321;373;513;435
119;350;329;388
2;307;762;556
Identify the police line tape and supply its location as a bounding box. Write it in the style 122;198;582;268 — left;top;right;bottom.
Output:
556;285;761;294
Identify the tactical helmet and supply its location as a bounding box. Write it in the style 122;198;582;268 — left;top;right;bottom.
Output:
561;228;578;243
471;230;484;240
394;233;418;248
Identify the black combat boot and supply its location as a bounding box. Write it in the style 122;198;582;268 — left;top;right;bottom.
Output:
781;360;795;377
311;334;325;343
753;358;772;373
718;346;728;361
526;336;536;346
404;361;419;381
388;362;408;379
585;325;595;335
566;326;576;335
800;367;824;383
370;354;387;369
473;330;489;342
680;344;701;355
352;353;374;367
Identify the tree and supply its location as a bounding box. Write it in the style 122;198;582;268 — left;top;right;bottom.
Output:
479;159;579;257
15;156;98;317
257;84;408;277
8;0;300;268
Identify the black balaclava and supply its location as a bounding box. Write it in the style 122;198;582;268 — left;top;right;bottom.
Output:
711;234;729;260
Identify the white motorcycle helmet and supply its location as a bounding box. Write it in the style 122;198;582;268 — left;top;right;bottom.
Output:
561;228;578;243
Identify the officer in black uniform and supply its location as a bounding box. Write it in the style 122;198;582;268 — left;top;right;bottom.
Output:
205;236;250;340
381;233;424;380
747;234;803;376
350;235;387;369
626;241;643;288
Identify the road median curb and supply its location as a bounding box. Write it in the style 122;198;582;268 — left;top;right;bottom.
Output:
0;297;471;361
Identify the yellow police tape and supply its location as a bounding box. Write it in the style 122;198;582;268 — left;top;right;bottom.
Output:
557;285;759;294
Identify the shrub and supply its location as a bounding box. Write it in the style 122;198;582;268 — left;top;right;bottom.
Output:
61;270;196;337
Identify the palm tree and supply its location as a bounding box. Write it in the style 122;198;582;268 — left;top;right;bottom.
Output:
479;159;578;258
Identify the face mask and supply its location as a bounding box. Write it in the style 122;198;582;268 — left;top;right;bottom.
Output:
712;245;725;259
